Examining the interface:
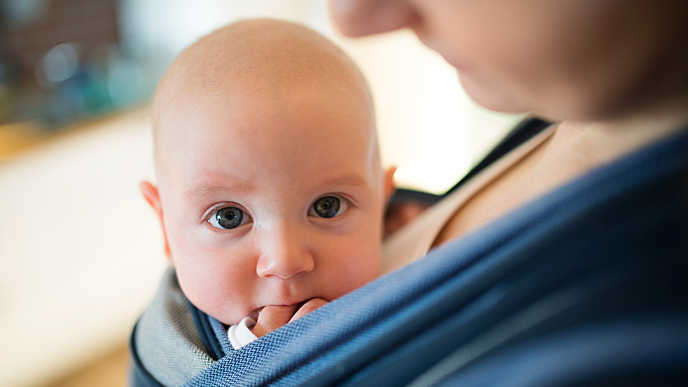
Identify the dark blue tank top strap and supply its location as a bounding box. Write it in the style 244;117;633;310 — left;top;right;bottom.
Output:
445;117;553;196
188;300;226;361
390;117;552;206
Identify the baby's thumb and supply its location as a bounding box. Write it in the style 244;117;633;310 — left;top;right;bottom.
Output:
290;298;328;322
251;304;299;337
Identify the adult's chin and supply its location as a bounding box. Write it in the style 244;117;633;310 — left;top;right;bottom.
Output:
458;73;531;114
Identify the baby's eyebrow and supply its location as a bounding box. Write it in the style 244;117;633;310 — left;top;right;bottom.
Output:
316;174;368;189
182;174;367;202
182;181;254;202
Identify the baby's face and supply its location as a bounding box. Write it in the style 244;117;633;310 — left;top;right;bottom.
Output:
154;82;385;325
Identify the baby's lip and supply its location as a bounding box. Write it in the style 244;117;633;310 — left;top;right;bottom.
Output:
251;299;311;319
249;307;263;320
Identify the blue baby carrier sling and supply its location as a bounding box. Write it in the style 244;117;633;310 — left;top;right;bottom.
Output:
131;121;688;386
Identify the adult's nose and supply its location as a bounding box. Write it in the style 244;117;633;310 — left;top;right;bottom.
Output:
329;0;419;37
255;224;315;279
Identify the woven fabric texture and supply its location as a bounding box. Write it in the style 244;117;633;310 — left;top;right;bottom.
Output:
133;127;688;387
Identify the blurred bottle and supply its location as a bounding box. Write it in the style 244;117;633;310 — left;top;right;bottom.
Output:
33;42;158;127
0;59;17;123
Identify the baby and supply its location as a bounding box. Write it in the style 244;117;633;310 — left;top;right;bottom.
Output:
139;19;394;350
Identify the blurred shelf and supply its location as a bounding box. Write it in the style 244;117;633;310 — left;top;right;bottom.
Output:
0;106;149;162
0;121;50;161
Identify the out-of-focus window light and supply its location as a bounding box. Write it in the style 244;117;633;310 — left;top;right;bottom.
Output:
336;31;523;194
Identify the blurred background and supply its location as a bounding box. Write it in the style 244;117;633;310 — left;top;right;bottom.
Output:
0;1;522;386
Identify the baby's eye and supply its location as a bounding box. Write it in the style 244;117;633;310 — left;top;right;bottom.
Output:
208;207;249;229
309;196;348;218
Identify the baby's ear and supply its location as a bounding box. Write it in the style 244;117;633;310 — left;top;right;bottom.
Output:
140;181;173;263
140;181;162;215
383;167;397;206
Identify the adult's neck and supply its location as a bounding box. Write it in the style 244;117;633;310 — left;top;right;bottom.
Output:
429;92;687;248
552;92;688;172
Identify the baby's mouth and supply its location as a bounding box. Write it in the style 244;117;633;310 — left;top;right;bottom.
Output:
250;299;311;320
249;307;263;320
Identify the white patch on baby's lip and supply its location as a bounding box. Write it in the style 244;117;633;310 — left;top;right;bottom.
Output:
249;307;264;320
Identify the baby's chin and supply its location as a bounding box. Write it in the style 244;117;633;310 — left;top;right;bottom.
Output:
216;311;255;327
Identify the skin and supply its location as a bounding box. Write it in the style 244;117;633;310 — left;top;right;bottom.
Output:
384;200;431;238
329;0;688;247
141;20;395;335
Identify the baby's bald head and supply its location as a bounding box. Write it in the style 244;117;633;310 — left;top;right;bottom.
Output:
154;18;370;99
152;19;376;179
142;20;392;325
141;20;392;325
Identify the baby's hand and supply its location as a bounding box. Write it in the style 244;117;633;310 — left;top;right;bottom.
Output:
251;298;328;337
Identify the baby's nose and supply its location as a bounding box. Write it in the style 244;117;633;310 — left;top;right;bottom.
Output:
255;226;315;279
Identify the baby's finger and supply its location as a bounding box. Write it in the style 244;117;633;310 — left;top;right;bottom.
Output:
251;304;299;337
289;298;328;322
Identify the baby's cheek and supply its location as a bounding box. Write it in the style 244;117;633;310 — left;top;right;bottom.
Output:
327;252;380;300
175;251;257;325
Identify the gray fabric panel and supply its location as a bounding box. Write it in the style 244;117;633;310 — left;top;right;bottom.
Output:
135;268;215;387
